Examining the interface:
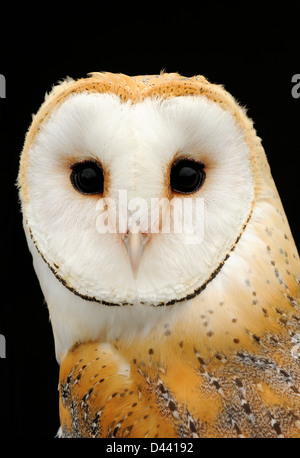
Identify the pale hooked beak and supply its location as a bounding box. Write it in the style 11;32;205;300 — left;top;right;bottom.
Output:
122;231;151;278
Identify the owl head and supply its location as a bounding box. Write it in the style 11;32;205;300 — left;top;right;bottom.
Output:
18;72;291;360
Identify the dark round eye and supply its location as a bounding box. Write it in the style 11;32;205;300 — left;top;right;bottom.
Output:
170;159;205;194
70;160;104;195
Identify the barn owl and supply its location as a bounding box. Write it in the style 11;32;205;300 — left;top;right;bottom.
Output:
18;72;300;438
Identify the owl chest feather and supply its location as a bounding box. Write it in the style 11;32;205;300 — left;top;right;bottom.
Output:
59;312;300;438
59;253;300;438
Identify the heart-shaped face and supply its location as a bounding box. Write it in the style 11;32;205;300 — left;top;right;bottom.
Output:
19;75;253;307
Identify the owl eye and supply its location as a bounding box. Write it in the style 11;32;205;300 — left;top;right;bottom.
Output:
70;160;104;195
170;159;205;194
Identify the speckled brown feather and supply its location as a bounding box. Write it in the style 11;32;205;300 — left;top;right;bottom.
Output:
20;72;300;438
60;265;300;439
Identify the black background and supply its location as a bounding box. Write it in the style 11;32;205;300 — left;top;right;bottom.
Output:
0;25;300;440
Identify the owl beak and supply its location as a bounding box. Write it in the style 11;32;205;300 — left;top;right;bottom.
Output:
122;231;151;278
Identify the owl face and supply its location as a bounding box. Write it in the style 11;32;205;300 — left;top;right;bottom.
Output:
19;73;260;359
21;89;253;306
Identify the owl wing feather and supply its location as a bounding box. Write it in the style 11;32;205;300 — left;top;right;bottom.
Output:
59;282;300;439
